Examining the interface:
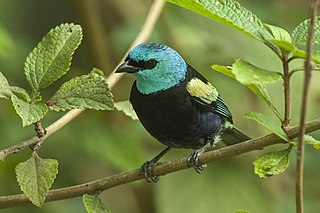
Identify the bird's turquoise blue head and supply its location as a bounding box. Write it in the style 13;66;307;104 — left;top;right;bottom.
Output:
115;42;188;94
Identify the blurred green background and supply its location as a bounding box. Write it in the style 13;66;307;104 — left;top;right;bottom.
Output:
0;0;319;212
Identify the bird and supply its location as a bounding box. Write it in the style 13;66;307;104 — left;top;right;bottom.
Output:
115;42;250;181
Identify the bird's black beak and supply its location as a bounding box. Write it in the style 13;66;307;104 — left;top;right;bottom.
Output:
115;61;140;73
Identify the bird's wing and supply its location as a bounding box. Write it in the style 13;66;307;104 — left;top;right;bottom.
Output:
186;77;233;123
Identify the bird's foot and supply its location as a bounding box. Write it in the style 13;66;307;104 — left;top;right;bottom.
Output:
140;160;160;183
187;146;208;173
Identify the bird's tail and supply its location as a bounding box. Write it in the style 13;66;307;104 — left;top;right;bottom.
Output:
220;121;251;146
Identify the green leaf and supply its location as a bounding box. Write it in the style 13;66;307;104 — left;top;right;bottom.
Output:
264;24;292;43
253;146;291;178
0;71;12;99
291;49;320;64
263;24;297;54
11;95;48;126
83;194;111;213
304;135;320;150
9;86;31;102
267;40;296;52
47;69;114;111
24;23;83;92
211;65;235;78
114;100;138;120
167;0;266;40
232;59;281;85
212;65;280;118
235;210;250;213
15;152;58;207
244;112;289;142
292;17;320;45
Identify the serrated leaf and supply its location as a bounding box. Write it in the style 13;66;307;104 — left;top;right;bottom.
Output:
15;152;58;207
24;23;83;92
232;59;281;84
304;135;320;150
253;147;291;178
9;86;31;102
167;0;266;41
245;112;289;142
212;65;280;118
0;71;12;99
11;95;48;126
83;194;111;213
292;17;320;45
114;100;138;120
264;24;292;43
47;69;114;111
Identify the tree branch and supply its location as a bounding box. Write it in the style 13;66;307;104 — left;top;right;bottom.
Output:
0;118;320;209
282;53;291;130
0;0;166;161
296;1;318;212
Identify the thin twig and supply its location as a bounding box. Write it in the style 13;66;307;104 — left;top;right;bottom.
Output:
106;0;166;84
0;118;319;209
289;67;320;78
282;52;291;130
296;1;318;213
0;0;166;161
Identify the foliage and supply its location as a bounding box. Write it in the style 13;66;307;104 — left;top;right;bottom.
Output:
0;23;114;210
167;0;320;183
0;0;319;212
83;194;111;213
15;152;58;207
114;100;138;120
253;146;291;178
47;68;114;111
244;112;289;142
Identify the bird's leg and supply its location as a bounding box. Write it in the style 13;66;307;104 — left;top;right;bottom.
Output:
187;143;211;173
141;146;172;183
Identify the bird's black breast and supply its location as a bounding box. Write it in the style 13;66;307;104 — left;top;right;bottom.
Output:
130;66;223;149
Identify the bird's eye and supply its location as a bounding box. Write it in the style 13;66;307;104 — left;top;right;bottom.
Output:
124;56;130;62
144;59;158;69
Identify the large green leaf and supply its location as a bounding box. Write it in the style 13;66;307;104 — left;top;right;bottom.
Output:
15;152;58;207
114;100;138;120
264;24;292;43
167;0;266;40
24;23;83;92
232;59;281;85
212;65;280;118
11;95;48;126
83;194;111;213
244;112;289;142
253;146;291;178
47;69;114;111
292;17;320;45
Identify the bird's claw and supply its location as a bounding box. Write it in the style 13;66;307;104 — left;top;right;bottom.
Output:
140;161;160;183
187;149;207;173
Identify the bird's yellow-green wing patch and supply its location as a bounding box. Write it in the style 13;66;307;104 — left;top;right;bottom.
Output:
186;78;218;104
186;77;232;122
